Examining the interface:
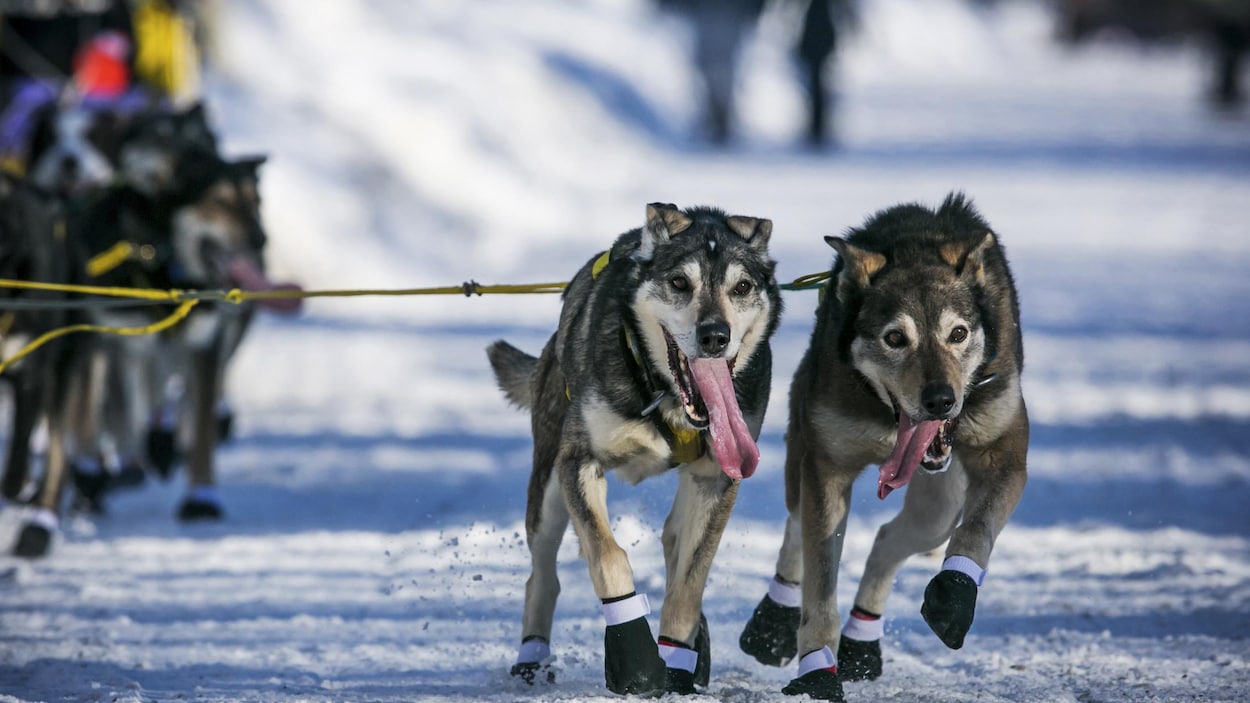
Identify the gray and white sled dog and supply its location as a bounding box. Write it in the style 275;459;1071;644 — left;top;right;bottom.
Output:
488;202;782;696
738;193;1028;701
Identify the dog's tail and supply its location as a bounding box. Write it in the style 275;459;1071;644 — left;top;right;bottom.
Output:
487;340;538;410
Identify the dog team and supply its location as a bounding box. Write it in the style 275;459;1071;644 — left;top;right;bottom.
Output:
0;98;301;558
0;81;1028;703
491;193;1028;700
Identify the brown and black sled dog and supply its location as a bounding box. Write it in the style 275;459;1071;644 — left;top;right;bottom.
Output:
488;203;782;696
738;193;1028;701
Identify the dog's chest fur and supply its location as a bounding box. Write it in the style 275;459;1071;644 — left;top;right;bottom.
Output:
579;393;723;483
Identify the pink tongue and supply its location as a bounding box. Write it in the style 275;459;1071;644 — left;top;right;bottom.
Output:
877;413;943;500
226;257;303;315
688;357;759;480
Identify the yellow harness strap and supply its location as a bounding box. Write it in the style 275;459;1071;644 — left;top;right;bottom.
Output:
86;241;136;278
667;426;703;465
591;249;611;278
85;241;160;278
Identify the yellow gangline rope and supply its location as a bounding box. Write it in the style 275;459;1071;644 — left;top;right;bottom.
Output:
0;300;197;375
0;270;830;373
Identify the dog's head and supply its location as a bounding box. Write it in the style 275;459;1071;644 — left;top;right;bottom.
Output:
168;154;301;315
27;105;121;196
631;203;780;372
828;195;1004;496
833;234;994;425
118;102;219;196
629;202;781;479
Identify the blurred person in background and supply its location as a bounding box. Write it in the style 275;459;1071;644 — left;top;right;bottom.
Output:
656;0;854;148
657;0;767;145
1055;0;1250;109
794;0;855;147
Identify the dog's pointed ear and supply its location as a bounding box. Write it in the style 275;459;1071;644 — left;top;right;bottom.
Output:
940;232;995;284
726;215;772;251
637;202;692;261
826;236;886;299
231;154;268;177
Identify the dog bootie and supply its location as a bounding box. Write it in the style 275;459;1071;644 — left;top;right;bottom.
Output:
781;647;844;701
601;593;665;695
216;400;235;443
510;636;556;685
659;637;698;695
13;508;57;559
660;611;710;696
70;456;109;514
838;607;884;681
693;611;711;687
145;425;179;480
739;578;801;666
921;557;983;650
177;486;225;522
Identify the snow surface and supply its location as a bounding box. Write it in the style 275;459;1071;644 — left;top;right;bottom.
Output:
2;0;1250;701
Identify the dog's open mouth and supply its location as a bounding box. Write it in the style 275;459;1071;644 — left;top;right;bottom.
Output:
877;397;956;500
660;327;759;480
663;329;715;429
200;239;303;315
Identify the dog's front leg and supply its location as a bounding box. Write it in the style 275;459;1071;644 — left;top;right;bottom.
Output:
178;346;224;520
922;410;1029;650
780;453;855;701
657;469;738;693
559;451;665;696
740;436;808;670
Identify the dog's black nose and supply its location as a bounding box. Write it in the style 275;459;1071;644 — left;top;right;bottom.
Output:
921;382;956;418
698;321;730;356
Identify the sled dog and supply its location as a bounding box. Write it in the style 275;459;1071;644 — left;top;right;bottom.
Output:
738;193;1028;701
13;147;300;559
0;172;78;557
488;203;782;696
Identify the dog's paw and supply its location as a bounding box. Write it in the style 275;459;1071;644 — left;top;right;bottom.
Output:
781;668;845;701
70;461;109;514
511;637;555;685
510;661;555;685
739;594;800;666
659;616;709;695
837;637;882;682
216;405;235;444
13;522;53;558
665;667;697;695
604;617;666;696
694;611;711;687
145;427;179;479
177;487;225;522
921;570;978;649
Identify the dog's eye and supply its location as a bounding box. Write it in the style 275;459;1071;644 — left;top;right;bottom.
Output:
669;275;690;291
732;280;753;296
949;326;969;344
883;330;908;348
